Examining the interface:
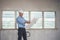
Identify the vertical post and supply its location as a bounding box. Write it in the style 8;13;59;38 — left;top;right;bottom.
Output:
29;11;31;22
42;11;44;29
15;10;17;29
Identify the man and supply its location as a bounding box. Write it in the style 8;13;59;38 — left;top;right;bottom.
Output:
16;10;30;40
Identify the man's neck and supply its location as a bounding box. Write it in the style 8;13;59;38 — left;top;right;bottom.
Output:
19;16;23;17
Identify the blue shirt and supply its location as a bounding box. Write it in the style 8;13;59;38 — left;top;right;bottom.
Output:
16;16;26;28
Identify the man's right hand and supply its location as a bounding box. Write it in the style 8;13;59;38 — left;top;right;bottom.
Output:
26;21;30;24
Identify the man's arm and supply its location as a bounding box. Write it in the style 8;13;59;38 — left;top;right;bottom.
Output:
16;18;25;26
23;18;30;24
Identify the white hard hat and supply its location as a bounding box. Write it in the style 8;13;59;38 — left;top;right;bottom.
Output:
18;9;24;13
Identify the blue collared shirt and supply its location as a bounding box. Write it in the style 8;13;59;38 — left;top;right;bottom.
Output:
16;16;26;28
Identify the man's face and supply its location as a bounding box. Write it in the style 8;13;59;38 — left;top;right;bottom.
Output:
19;12;23;17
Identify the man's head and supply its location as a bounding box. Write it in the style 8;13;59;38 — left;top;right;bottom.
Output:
18;9;24;17
19;12;23;17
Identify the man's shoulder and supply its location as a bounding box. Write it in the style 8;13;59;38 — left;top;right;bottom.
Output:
16;16;19;19
17;16;20;18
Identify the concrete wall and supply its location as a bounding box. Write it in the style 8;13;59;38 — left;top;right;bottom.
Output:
0;0;60;40
0;0;1;30
0;1;2;40
0;0;59;11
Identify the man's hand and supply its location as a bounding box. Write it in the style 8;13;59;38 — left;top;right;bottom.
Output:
26;21;30;24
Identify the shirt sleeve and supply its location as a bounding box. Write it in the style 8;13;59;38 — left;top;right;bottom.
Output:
16;17;25;26
23;18;27;23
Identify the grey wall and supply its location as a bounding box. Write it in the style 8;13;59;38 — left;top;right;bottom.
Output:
0;1;2;29
0;0;59;11
0;0;60;40
0;1;1;40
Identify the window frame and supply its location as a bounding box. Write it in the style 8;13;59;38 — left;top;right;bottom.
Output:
43;11;56;29
30;11;43;29
1;10;56;30
15;11;30;29
2;10;16;30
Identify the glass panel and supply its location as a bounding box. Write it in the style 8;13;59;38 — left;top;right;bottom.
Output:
30;11;42;28
44;12;55;28
16;11;29;28
2;11;15;29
